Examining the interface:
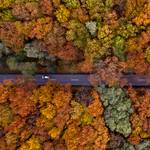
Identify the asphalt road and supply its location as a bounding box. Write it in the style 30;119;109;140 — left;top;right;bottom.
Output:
0;74;150;86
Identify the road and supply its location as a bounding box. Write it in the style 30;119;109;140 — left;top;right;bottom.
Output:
0;74;150;86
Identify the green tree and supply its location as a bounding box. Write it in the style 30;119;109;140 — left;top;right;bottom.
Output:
19;62;36;76
6;56;19;70
0;9;15;21
113;35;126;61
62;0;80;9
117;22;138;39
66;20;90;50
95;84;134;137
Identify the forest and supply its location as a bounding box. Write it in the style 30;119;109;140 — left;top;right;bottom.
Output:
0;0;150;149
0;0;150;86
0;78;150;149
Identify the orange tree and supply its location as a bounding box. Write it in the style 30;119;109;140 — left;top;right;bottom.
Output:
63;90;109;150
126;86;150;133
30;79;72;140
0;77;38;150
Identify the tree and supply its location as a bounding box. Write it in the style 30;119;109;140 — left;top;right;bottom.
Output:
12;2;43;21
43;21;66;57
91;116;110;150
0;21;27;52
128;113;143;145
63;116;110;150
30;80;72;140
6;54;37;76
125;0;147;20
77;56;94;73
81;0;105;16
132;0;150;29
103;11;119;29
15;17;53;40
52;0;60;8
55;5;70;22
35;115;54;141
126;86;150;135
70;100;86;120
123;32;150;53
84;38;108;61
85;21;97;35
135;140;150;150
46;63;57;73
39;0;53;16
75;125;97;147
107;132;125;149
116;22;138;39
4;115;27;142
113;141;135;150
112;35;126;61
0;102;15;127
14;50;27;62
0;0;16;8
57;41;79;61
0;9;15;21
86;90;104;117
29;17;53;39
5;131;20;150
145;46;150;63
75;87;93;107
43;139;66;150
53;104;71;129
8;81;37;117
95;84;134;137
71;7;89;23
66;19;90;50
62;0;80;9
88;56;127;87
19;62;36;76
0;79;14;104
0;137;7;150
0;42;13;57
12;4;31;21
97;24;114;43
120;50;150;75
20;135;42;150
24;40;56;62
6;56;19;70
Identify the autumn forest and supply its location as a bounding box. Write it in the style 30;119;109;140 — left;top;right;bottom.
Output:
1;0;150;149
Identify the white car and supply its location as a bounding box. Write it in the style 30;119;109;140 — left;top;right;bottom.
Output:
42;75;51;79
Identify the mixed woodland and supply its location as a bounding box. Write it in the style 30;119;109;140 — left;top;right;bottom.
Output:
1;0;150;149
0;78;150;149
0;0;150;86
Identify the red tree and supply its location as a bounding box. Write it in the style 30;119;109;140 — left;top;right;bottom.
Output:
57;41;80;61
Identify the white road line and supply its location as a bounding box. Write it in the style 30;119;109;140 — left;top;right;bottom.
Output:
51;79;57;80
7;79;14;80
137;79;146;81
71;79;79;81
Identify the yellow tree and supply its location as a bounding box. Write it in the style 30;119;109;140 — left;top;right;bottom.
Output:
30;80;72;140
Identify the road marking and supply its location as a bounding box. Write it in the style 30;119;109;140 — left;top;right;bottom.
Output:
29;79;35;80
137;79;146;81
51;79;57;81
71;79;79;81
93;79;99;81
7;79;14;80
